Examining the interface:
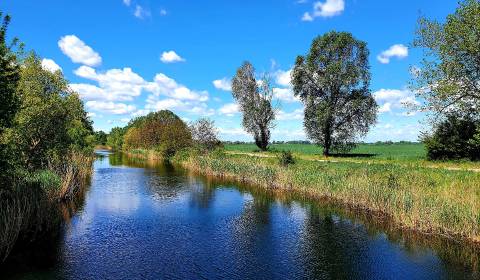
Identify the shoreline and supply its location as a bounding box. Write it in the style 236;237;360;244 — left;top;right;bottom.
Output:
120;149;480;250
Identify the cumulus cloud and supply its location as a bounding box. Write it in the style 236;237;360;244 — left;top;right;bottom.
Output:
72;66;146;101
273;88;300;103
160;51;185;63
86;101;136;115
213;78;232;91
275;69;292;87
373;88;420;115
41;58;62;73
123;0;131;6
218;103;240;116
58;35;102;67
377;44;408;64
277;108;304;120
302;0;345;21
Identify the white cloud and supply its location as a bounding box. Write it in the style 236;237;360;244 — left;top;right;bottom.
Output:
134;5;151;19
160;51;185;63
277;108;304;120
160;9;167;16
302;12;314;22
41;58;62;73
73;66;146;101
213;78;232;91
275;69;292;87
373;88;420;115
131;109;150;118
218;103;240;116
378;103;392;113
58;35;102;67
146;73;209;101
218;127;249;137
273;88;300;103
123;0;131;6
86;101;136;115
302;0;344;21
377;44;408;64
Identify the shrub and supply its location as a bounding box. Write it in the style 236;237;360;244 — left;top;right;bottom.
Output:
422;114;480;160
278;150;295;166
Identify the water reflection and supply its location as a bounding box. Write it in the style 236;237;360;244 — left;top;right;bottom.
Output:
4;151;480;279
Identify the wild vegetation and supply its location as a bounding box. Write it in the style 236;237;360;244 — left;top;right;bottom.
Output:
0;12;94;263
413;0;480;160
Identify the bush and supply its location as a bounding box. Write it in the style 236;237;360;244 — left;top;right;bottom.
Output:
422;115;480;160
278;150;295;166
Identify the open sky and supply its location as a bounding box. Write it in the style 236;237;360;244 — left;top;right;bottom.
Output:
1;0;459;142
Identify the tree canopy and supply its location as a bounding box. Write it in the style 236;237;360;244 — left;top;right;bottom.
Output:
232;61;276;151
292;31;377;155
413;0;480;119
123;110;192;157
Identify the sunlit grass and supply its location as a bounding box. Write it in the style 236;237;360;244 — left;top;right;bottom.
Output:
178;150;480;243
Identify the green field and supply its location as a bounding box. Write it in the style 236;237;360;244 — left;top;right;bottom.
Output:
225;143;426;161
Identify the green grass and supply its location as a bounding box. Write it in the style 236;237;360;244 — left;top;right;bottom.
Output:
225;143;426;161
178;149;480;244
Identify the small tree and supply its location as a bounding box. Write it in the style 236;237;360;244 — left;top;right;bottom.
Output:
190;118;221;151
413;0;480;118
232;61;276;151
292;31;377;156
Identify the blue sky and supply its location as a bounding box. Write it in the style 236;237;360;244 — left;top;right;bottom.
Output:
1;0;459;142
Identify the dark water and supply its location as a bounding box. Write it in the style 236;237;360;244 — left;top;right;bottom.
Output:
4;151;479;279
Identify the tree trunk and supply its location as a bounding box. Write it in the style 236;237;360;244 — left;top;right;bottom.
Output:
323;121;332;156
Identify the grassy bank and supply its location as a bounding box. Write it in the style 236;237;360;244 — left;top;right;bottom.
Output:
0;152;93;263
175;149;480;245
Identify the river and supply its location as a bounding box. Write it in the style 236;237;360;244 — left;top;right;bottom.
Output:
4;150;479;279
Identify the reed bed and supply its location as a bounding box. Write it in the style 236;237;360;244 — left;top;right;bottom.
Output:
179;150;480;244
0;152;93;263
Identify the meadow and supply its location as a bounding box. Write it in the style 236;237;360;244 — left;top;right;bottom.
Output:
225;142;426;160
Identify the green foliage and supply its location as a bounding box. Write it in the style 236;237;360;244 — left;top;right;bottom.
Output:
232;62;276;151
190;118;221;151
278;150;295;166
107;127;126;151
123;110;192;158
413;0;480;117
0;11;22;186
292;31;377;155
4;54;93;170
422;115;480;160
94;130;107;146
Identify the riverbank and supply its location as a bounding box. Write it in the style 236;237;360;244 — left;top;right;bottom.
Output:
169;149;480;246
0;152;94;263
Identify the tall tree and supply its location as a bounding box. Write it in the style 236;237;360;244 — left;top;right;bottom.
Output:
292;31;377;156
413;0;480;118
0;12;21;185
232;62;276;151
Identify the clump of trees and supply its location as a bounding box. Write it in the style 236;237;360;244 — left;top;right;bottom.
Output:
123;110;192;158
422;115;480;160
292;31;377;156
232;61;276;151
190;118;221;151
0;11;94;263
413;0;480;160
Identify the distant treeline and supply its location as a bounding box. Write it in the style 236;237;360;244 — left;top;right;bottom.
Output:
223;140;421;145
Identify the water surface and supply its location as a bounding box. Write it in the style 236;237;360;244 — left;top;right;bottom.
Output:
4;151;479;279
